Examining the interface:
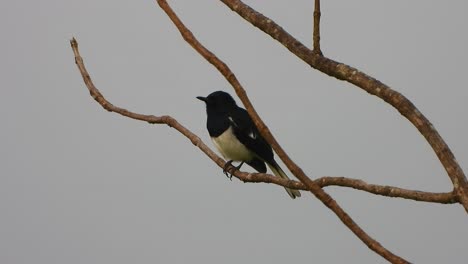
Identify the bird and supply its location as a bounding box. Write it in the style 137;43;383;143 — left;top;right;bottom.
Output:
197;91;301;199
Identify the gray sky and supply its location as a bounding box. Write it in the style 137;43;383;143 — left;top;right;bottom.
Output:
2;1;467;263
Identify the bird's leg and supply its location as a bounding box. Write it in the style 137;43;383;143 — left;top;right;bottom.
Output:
223;160;234;178
236;161;245;170
223;161;244;180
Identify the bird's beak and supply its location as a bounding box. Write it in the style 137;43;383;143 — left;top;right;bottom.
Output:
196;96;207;102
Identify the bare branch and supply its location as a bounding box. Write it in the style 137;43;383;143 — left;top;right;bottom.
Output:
248;173;456;204
71;38;455;207
155;1;410;263
71;38;224;169
219;0;468;213
71;1;465;262
315;177;456;204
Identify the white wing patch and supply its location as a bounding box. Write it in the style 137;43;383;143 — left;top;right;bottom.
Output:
228;115;256;139
248;130;257;139
228;116;236;126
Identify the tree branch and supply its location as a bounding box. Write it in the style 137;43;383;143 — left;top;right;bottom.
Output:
71;37;457;206
70;38;223;169
316;177;456;203
70;38;455;206
251;174;456;204
70;1;465;262
218;0;468;213
70;37;455;264
155;1;409;263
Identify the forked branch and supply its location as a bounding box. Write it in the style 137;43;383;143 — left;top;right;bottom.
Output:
70;39;455;205
71;0;467;262
218;0;468;212
156;1;408;263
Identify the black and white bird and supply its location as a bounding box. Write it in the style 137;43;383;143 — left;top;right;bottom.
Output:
197;91;301;199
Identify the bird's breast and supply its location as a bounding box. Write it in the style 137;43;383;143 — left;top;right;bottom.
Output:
211;126;254;161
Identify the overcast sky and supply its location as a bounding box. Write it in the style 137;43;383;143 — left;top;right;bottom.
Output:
2;1;467;263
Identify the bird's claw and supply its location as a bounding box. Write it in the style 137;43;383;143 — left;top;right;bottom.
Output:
223;161;244;181
223;160;234;180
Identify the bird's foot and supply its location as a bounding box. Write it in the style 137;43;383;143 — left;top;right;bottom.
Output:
223;161;244;181
223;160;234;180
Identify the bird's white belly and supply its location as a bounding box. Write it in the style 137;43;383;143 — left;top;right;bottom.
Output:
211;127;254;161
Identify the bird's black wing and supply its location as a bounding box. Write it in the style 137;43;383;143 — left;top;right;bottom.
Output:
228;107;275;164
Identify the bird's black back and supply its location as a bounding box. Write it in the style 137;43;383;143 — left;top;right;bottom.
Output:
228;106;275;165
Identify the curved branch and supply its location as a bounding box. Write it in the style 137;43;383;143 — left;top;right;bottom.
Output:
71;38;455;206
155;1;409;263
71;38;225;169
72;30;463;262
315;177;456;204
71;2;463;262
70;38;455;206
248;173;456;204
218;0;468;213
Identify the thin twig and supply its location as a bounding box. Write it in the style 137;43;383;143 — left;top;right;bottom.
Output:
71;38;224;168
313;0;322;55
155;1;410;263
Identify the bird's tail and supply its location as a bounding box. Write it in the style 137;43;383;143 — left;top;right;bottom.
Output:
267;161;301;199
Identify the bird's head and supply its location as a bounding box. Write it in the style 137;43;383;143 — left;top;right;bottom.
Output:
197;91;237;113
